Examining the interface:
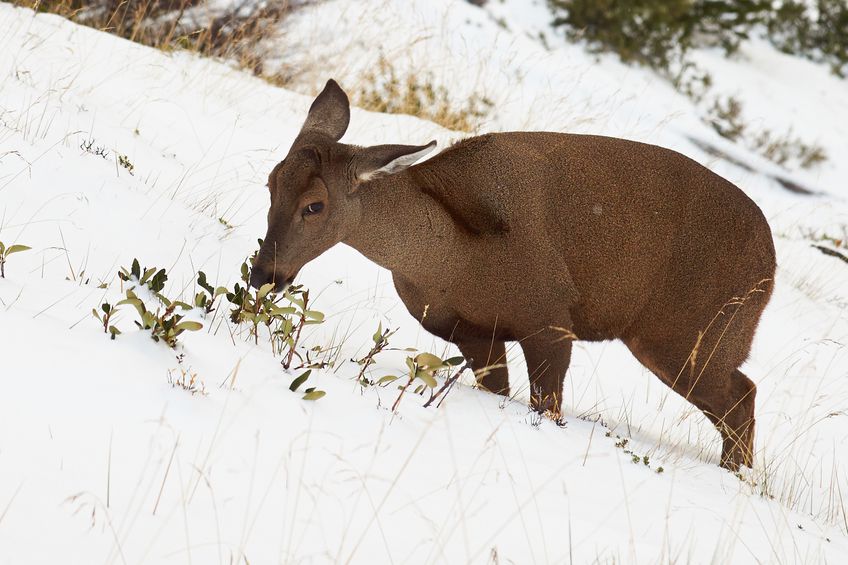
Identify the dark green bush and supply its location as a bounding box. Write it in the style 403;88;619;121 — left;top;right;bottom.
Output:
769;0;848;77
549;0;771;71
550;0;847;78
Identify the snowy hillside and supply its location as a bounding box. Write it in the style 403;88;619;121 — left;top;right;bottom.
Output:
1;2;848;564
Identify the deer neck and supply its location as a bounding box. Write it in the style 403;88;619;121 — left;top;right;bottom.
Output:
344;172;460;282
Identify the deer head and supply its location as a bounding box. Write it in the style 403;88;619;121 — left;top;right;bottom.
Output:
249;79;435;291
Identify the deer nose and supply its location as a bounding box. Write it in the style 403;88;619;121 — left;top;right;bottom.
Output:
248;265;275;290
248;266;295;292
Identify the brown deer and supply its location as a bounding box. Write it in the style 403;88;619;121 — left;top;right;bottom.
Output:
250;80;776;470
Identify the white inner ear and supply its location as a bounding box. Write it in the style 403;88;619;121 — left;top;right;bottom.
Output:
360;142;436;181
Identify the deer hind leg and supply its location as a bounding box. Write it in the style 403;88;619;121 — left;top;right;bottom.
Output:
455;338;510;396
682;367;756;470
716;369;756;469
624;336;756;470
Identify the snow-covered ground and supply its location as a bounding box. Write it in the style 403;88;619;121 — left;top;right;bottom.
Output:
1;1;847;563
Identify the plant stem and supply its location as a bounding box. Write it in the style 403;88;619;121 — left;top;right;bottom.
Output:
391;373;416;413
424;361;470;408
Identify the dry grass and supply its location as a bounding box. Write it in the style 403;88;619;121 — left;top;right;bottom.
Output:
13;1;491;131
354;55;493;132
12;0;313;78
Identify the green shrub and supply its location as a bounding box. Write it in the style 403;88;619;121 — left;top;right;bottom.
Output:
549;0;771;72
118;288;202;348
387;352;465;411
550;0;848;78
353;323;397;387
769;0;848;77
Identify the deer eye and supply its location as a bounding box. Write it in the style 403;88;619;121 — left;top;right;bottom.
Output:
302;202;324;216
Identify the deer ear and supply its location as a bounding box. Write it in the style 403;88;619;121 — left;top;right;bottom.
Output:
300;79;350;141
354;141;437;184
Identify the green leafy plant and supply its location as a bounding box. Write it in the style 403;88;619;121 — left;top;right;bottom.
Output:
108;259;202;347
194;271;229;314
119;258;168;296
353;323;397;386
118;288;202;348
91;301;122;339
224;257;325;366
276;285;325;369
388;352;465;412
226;260;295;344
0;241;31;278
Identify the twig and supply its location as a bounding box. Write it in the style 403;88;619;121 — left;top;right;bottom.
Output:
424;361;471;408
812;244;848;264
391;373;415;413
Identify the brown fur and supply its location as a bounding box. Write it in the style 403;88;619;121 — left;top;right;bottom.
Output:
251;80;776;470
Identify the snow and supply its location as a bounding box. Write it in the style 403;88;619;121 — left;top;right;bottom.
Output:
1;2;847;564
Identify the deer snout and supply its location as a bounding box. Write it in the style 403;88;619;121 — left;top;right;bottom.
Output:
248;265;294;293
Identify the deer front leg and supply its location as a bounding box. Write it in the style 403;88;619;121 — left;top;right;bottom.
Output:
455;338;510;396
520;331;573;418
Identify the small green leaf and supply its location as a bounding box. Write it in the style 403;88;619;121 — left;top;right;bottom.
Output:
257;282;275;300
117;297;145;317
175;321;203;332
444;356;465;366
304;310;325;322
373;323;383;344
416;371;438;388
5;245;31;255
289;370;311;391
269;305;297;316
415;352;444;370
197;271;215;294
302;390;326;401
286;293;305;309
377;375;399;385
